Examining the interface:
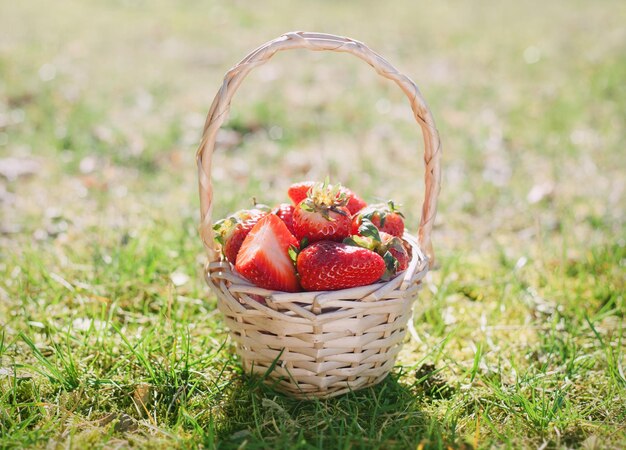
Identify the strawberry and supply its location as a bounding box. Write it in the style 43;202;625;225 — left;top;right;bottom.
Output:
288;181;315;205
351;201;405;237
272;203;296;235
213;207;269;264
297;241;385;291
381;232;410;273
288;180;366;214
292;181;351;243
343;187;367;215
235;214;300;292
344;220;410;279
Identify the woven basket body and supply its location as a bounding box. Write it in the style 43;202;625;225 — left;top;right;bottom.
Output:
197;32;441;398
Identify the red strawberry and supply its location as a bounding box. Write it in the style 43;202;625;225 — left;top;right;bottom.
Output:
235;214;300;292
343;187;367;215
380;232;410;272
272;203;296;235
288;181;366;214
344;221;410;279
287;181;315;205
351;201;405;237
297;241;385;291
213;207;269;264
292;181;351;243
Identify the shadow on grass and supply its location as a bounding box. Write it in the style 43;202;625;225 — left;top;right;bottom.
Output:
212;371;455;450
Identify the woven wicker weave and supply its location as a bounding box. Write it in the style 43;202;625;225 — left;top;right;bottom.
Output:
196;31;441;398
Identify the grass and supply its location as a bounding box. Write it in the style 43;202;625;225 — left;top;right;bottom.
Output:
1;0;625;448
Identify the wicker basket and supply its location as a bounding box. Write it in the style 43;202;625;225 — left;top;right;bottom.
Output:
196;32;441;399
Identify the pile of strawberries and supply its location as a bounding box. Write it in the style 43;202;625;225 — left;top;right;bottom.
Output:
213;180;411;293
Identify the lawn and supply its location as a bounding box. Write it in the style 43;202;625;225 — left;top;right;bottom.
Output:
1;0;625;448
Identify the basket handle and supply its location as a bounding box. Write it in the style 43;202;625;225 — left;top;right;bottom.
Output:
197;31;441;266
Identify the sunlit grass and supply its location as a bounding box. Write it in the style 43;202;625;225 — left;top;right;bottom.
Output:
1;0;625;448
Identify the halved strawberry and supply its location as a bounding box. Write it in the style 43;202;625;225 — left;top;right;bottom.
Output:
351;201;405;237
344;220;410;279
272;203;296;235
297;241;385;291
235;214;300;292
292;181;351;243
213;207;269;264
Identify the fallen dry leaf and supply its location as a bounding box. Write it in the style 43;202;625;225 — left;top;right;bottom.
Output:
132;383;152;418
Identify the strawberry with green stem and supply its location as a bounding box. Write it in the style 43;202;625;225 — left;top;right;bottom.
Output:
288;180;367;215
351;201;405;237
292;180;352;243
213;206;270;264
345;219;410;280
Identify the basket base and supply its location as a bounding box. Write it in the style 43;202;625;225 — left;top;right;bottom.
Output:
209;232;429;399
251;366;392;400
228;303;412;399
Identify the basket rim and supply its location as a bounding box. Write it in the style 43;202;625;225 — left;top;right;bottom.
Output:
205;231;428;312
